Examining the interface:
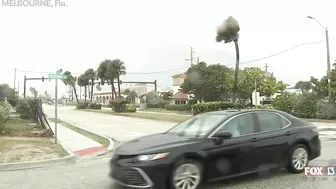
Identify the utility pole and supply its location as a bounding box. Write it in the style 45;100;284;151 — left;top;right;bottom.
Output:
185;47;194;67
254;80;258;108
307;16;332;100
13;68;17;91
17;81;20;97
197;57;200;64
264;63;269;72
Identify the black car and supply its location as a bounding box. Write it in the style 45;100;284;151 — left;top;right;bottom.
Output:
110;109;321;189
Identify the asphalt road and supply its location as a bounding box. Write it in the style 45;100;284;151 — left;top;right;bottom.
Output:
1;141;336;189
2;105;336;189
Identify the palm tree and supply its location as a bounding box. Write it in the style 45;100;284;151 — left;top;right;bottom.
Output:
77;75;90;102
111;59;126;97
62;71;79;104
97;60;117;99
84;68;96;102
216;16;240;103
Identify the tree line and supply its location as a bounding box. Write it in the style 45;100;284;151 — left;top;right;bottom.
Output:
61;59;126;104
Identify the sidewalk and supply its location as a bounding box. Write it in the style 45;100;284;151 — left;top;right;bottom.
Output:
48;121;105;156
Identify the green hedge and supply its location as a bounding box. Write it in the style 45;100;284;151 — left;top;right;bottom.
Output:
165;104;190;111
76;102;88;109
15;100;37;120
111;98;128;113
0;101;11;133
125;104;137;112
191;101;235;115
88;103;101;110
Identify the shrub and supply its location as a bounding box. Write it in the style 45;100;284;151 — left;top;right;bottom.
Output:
147;98;170;108
88;103;101;110
257;105;274;110
76;102;88;109
16;100;37;120
293;93;318;118
273;92;297;114
191;101;235;115
0;101;11;134
125;104;137;112
316;100;336;119
111;98;128;113
165;104;190;111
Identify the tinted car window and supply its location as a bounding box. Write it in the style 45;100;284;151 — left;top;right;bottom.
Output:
257;112;289;132
218;113;255;137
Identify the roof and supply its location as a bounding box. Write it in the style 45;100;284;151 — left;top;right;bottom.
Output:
171;91;188;99
171;73;186;78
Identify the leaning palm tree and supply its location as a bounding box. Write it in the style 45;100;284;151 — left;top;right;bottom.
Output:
111;59;126;97
77;75;86;102
97;60;117;99
62;71;79;104
216;16;240;102
84;68;96;102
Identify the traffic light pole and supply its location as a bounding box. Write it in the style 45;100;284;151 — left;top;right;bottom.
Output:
23;76;49;98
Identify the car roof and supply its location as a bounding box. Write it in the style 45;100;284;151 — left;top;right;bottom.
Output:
204;109;286;116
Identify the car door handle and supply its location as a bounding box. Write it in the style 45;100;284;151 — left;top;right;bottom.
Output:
285;131;291;136
251;138;258;142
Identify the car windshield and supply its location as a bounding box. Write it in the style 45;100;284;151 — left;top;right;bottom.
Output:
165;114;226;138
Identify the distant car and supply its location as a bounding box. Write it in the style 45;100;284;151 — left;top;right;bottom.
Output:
47;100;53;105
110;109;321;189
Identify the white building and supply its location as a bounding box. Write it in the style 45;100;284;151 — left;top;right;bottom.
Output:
170;73;189;105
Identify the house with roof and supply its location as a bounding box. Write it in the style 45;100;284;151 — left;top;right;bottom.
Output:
170;73;189;105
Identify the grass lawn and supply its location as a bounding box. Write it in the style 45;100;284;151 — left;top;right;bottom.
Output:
4;117;40;135
82;109;191;123
48;118;110;148
0;137;68;163
141;108;192;115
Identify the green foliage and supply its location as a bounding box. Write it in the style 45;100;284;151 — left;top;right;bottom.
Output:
0;101;11;133
316;100;336;119
15;100;37;120
0;84;17;107
273;92;297;113
191;101;235;115
165;104;190;111
125;104;137;112
111;98;128;113
76;102;88;109
295;81;312;93
216;16;240;43
29;87;38;99
144;91;170;108
88;103;101;110
293;93;318;118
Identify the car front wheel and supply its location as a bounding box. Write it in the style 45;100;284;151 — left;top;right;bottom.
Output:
287;144;309;173
170;159;203;189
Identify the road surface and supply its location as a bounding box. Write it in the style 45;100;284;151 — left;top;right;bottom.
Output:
2;105;334;189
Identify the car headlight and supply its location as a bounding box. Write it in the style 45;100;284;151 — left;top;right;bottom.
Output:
136;152;169;162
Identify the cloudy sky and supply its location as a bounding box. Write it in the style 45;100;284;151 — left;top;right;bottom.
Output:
0;0;335;98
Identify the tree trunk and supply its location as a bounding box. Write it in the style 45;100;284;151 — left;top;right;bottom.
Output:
72;85;79;104
112;84;117;99
90;80;94;103
232;40;240;103
117;75;121;97
84;86;87;103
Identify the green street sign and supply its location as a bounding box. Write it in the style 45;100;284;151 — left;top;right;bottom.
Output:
49;73;68;79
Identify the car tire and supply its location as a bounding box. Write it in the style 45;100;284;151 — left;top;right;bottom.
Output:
287;144;309;173
170;158;203;189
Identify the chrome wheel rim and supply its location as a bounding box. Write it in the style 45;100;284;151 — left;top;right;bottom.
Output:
292;147;308;170
173;163;201;189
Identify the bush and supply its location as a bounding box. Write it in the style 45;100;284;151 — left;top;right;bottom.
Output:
293;93;318;118
147;98;170;108
273;92;297;114
15;100;37;120
257;105;274;110
0;101;11;134
165;104;190;111
125;104;137;112
111;98;128;113
76;102;88;109
316;100;336;119
88;103;101;110
191;101;235;115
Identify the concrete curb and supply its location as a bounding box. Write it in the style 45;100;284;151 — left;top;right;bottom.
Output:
57;119;116;157
0;138;77;172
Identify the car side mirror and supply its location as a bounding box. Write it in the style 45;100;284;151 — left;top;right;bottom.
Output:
213;131;232;139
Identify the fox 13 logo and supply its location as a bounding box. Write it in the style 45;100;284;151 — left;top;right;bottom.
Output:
304;166;336;176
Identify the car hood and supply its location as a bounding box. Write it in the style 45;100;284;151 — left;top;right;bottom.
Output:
115;133;198;155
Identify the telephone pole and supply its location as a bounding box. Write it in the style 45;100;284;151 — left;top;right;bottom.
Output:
185;47;194;67
13;68;17;91
197;57;200;64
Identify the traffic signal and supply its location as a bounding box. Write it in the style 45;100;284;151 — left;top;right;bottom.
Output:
42;76;44;82
119;80;122;85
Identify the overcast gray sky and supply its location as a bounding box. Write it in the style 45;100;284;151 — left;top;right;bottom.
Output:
0;0;335;97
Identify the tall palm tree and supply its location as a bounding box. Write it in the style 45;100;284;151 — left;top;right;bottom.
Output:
77;75;85;102
111;59;126;97
216;16;240;103
97;60;117;100
84;68;96;102
62;71;79;104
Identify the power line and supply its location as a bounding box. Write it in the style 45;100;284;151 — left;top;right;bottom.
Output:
0;37;334;75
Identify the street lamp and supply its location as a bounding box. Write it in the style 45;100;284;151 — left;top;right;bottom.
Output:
307;16;331;100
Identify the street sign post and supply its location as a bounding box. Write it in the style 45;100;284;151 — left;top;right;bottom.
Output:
49;71;67;144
